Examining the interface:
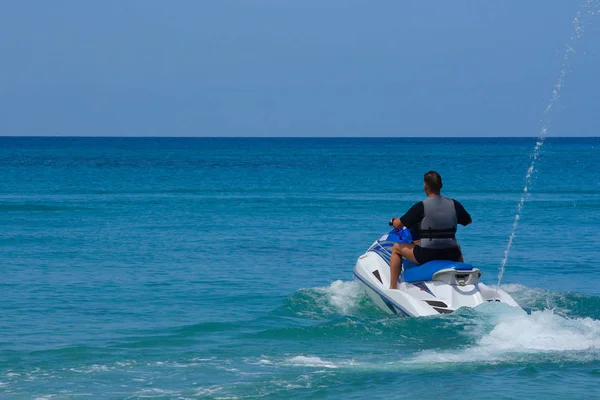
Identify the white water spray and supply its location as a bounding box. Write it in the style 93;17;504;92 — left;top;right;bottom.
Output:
496;1;599;292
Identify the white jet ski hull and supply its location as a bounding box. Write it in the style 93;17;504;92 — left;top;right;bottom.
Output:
353;235;520;317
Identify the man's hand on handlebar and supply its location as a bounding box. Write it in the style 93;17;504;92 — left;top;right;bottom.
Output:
389;217;402;230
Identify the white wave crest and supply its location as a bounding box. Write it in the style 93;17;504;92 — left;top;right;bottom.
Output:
285;356;339;369
481;309;600;351
194;386;224;396
321;280;365;315
411;307;600;364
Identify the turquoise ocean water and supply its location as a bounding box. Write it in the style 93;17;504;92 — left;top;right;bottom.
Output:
1;137;599;399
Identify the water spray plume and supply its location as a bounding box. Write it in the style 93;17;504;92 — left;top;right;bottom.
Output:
496;1;599;294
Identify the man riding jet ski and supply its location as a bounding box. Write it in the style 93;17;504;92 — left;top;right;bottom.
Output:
388;171;470;289
353;171;519;316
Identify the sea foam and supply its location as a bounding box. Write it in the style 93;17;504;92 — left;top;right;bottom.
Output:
285;356;339;369
410;306;600;365
321;280;365;315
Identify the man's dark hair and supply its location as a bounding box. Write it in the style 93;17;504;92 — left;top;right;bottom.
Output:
424;171;443;193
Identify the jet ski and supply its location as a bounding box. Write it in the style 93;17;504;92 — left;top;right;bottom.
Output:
353;228;520;317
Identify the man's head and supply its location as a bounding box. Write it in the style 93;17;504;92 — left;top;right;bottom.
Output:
423;171;442;195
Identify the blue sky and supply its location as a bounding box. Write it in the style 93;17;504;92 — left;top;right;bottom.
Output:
1;1;598;137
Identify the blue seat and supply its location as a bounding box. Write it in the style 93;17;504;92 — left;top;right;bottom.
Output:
403;260;475;283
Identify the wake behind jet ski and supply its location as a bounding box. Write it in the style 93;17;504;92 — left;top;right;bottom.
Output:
353;228;520;317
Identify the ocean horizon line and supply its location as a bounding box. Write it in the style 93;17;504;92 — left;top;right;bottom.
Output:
1;135;598;139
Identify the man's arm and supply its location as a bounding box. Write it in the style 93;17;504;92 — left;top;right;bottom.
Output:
453;200;472;226
390;202;424;230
